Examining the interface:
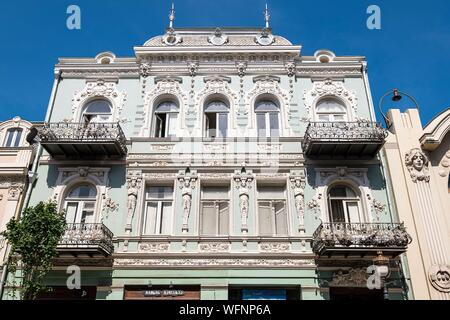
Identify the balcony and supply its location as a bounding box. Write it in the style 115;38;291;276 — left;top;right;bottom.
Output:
57;223;114;257
38;122;127;158
312;222;411;258
302;121;388;159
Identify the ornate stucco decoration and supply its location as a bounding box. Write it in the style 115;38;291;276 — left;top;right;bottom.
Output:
235;61;247;77
255;28;275;46
187;61;199;77
312;167;372;221
438;150;450;177
139;61;151;78
177;169;198;233
303;79;358;121
246;77;291;126
328;268;368;288
114;258;315;268
8;184;23;201
125;170;143;232
141;79;188;136
162;28;182;45
259;242;291;253
290;170;306;233
101;195;119;221
71;79;127;122
234;168;254;233
284;61;296;77
138;243;170;253
405;148;430;183
368;196;386;222
208;28;228;46
429;265;450;293
198;242;231;253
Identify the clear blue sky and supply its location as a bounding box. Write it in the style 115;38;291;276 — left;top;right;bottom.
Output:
0;0;448;126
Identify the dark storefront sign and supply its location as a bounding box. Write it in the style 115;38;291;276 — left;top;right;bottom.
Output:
329;287;384;300
229;287;301;300
124;285;200;300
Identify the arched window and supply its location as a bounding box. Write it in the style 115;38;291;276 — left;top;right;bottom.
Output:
81;99;112;124
3;128;23;147
316;98;347;122
64;184;97;224
204;100;229;138
153;101;179;138
327;185;362;223
255;100;280;138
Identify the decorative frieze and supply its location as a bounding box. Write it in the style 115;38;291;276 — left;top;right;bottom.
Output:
114;258;315;268
198;242;231;253
259;242;291;253
138;242;170;253
328;268;368;288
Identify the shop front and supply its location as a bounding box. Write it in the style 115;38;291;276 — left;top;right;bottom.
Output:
229;286;301;300
124;285;201;300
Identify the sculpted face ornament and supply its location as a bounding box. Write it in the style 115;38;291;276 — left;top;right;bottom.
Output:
405;148;430;182
429;265;450;293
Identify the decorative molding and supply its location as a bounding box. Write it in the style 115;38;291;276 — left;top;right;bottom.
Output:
138;242;170;253
405;148;430;183
7;184;23;201
429;265;450;293
290;169;306;232
114;258;315;268
178;170;198;233
235;61;247;77
71;79;127;122
259;242;290;253
125;170;143;232
303;78;358;121
328;268;368;288
208;28;228;46
198;242;231;253
438;150;450;177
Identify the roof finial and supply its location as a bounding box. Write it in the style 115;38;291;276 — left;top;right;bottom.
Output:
264;3;270;29
169;3;175;29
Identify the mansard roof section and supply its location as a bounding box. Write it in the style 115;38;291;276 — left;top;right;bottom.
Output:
135;28;301;57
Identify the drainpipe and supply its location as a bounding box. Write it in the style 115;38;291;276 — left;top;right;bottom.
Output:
0;69;61;299
361;61;414;300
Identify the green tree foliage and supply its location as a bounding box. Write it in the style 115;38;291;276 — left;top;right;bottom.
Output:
1;201;66;300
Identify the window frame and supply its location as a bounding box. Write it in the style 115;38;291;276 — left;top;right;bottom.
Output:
63;184;98;225
256;184;288;236
81;99;113;124
200;185;230;236
142;186;174;235
314;97;348;122
327;185;363;224
3;128;23;147
255;100;280;138
204;100;229;138
153;101;179;138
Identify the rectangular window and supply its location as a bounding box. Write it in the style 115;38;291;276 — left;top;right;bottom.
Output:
269;113;279;137
4;129;22;147
143;186;173;235
257;185;287;236
200;186;229;235
206;113;228;138
155;113;177;138
257;113;266;137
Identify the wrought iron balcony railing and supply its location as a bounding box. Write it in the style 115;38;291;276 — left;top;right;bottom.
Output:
302;121;388;158
58;223;114;256
38;122;127;158
312;222;411;257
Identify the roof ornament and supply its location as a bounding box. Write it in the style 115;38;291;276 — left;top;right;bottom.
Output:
255;4;274;46
168;2;175;29
264;3;270;29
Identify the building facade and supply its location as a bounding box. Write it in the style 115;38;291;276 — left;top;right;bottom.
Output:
2;19;413;299
0;117;37;286
383;108;450;300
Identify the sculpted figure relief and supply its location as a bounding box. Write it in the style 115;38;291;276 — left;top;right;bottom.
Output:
405;148;430;182
291;178;305;232
236;178;251;232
